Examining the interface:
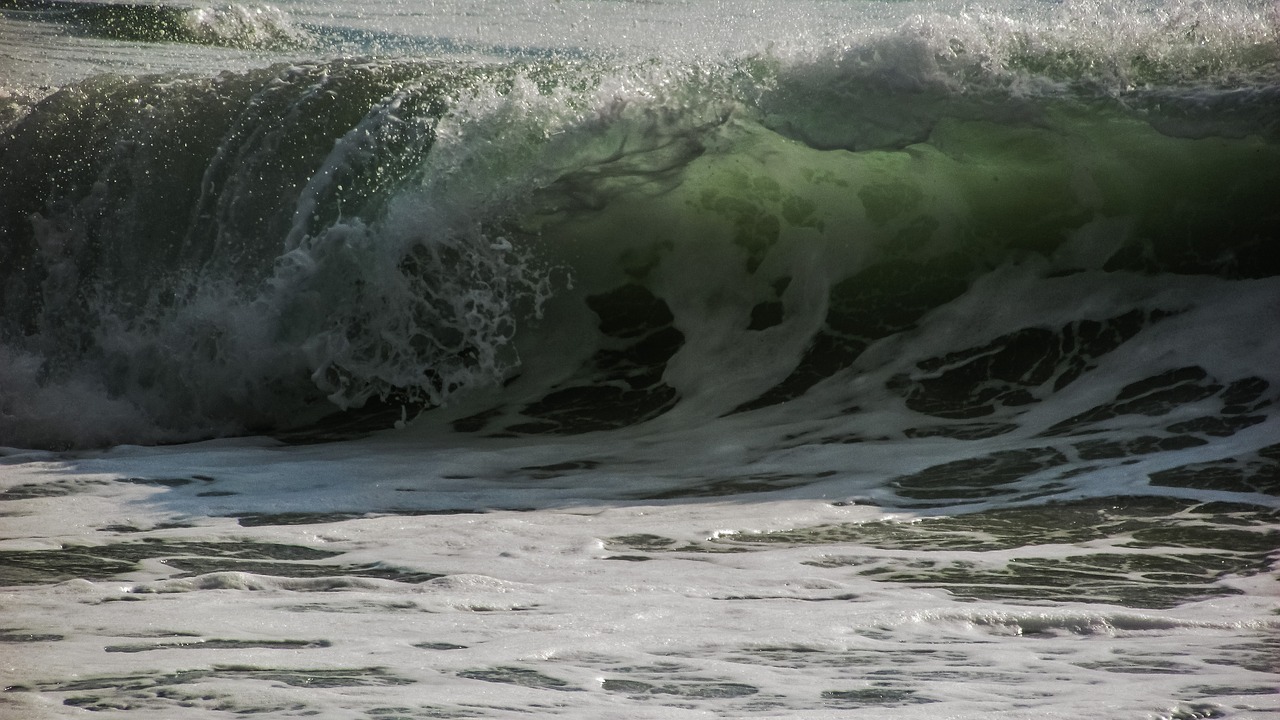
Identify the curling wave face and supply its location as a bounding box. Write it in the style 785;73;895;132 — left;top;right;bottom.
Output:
1;1;1279;449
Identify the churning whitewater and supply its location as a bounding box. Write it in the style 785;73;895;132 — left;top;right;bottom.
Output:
1;0;1278;718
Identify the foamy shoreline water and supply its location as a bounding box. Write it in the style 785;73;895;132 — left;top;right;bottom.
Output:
2;428;1278;718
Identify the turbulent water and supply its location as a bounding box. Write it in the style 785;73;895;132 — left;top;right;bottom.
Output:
2;0;1279;718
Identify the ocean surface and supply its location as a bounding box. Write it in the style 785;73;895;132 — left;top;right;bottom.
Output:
2;0;1279;717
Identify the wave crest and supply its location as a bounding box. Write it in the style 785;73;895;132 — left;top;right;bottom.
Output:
179;3;309;49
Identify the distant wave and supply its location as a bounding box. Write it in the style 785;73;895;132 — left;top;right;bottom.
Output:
0;0;310;48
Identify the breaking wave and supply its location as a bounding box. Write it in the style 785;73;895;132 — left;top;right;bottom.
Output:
2;2;1279;449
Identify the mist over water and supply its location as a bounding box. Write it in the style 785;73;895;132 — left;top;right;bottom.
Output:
1;1;1278;718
